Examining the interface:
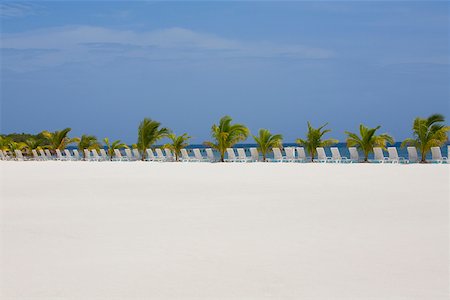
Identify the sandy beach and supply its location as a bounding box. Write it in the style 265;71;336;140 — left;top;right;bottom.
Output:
0;162;449;299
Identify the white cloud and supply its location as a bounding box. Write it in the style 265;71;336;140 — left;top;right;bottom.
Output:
1;26;334;71
0;2;38;18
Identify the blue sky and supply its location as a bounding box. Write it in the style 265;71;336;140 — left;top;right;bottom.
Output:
1;1;449;144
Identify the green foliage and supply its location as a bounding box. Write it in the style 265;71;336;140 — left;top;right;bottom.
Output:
296;122;338;161
41;128;79;150
253;129;283;161
345;124;394;162
137;118;169;160
78;135;100;158
103;138;128;160
401;114;449;163
204;116;249;162
164;133;191;161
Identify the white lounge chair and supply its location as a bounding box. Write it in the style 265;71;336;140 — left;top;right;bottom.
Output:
348;147;360;163
155;148;166;162
236;148;251;162
164;148;175;162
270;147;284;162
295;147;307;162
91;149;102;161
225;148;238;162
145;148;156;161
387;147;408;164
0;150;10;160
430;147;448;163
32;149;42;161
284;147;297;162
124;149;135;161
100;149;109;161
55;149;66;161
193;148;208;162
250;147;259;162
72;149;81;161
330;147;351;163
64;149;74;161
38;149;48;161
44;149;53;160
314;147;331;163
406;147;419;163
14;150;25;161
84;149;93;161
180;149;194;162
113;149;127;161
205;148;216;162
132;149;141;161
371;147;388;163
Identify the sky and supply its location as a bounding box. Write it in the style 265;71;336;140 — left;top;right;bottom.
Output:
1;1;449;144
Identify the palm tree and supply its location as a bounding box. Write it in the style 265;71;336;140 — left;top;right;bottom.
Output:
164;133;191;161
7;140;27;157
41;128;79;151
0;136;11;151
103;138;129;161
296;122;338;161
253;129;283;161
204;115;250;162
401;114;449;163
345;124;394;162
78;135;100;158
137;118;170;161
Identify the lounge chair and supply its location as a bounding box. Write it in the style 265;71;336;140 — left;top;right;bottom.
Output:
430;147;448;163
370;147;388;163
84;149;93;161
44;149;53;160
32;149;42;161
387;147;408;164
284;147;298;162
348;147;360;163
155;148;166;162
73;149;81;161
193;148;208;162
14;150;25;161
237;148;252;162
330;147;351;163
145;149;156;161
270;147;284;162
39;149;48;161
99;149;109;161
250;147;259;162
295;147;307;162
0;150;8;160
314;147;331;163
91;149;102;161
225;148;238;162
406;147;419;163
205;148;216;162
132;149;141;161
113;149;127;161
180;149;194;162
63;149;74;161
55;149;66;161
164;148;175;162
124;149;135;161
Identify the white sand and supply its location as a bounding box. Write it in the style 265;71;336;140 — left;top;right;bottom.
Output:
0;162;449;299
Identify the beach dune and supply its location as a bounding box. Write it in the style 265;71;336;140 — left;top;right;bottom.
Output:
0;162;449;299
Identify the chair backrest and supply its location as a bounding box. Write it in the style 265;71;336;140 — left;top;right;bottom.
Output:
349;147;359;161
14;150;24;160
296;147;306;160
373;147;384;161
64;149;72;159
155;148;165;159
407;147;418;163
146;148;155;160
206;148;215;161
193;149;203;160
73;149;80;159
39;149;46;157
226;148;236;160
330;147;341;160
180;149;190;160
132;149;141;160
237;148;247;160
100;149;108;159
285;147;295;160
250;148;259;161
387;147;399;160
0;150;5;160
431;147;442;160
44;149;52;158
125;149;134;159
316;147;327;160
114;149;123;158
272;148;283;160
91;149;100;158
84;149;91;159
